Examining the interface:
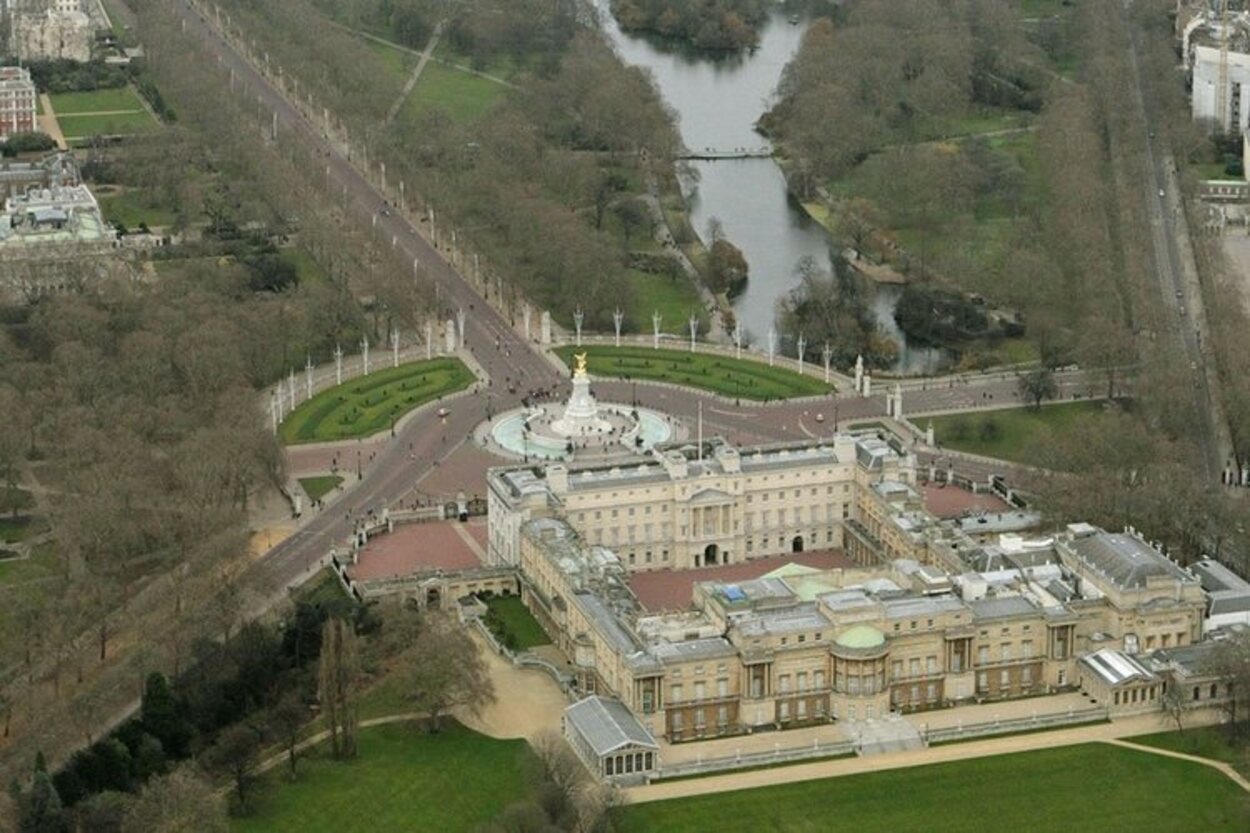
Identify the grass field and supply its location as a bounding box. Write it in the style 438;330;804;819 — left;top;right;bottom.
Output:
278;247;327;284
483;595;551;651
928;401;1107;464
615;744;1249;832
49;86;146;114
1130;725;1250;773
298;476;343;502
368;39;417;80
233;722;535;833
401;62;508;124
279;357;474;444
59;111;161;140
97;188;177;228
0;541;59;586
50;86;161;141
626;269;705;332
553;345;830;401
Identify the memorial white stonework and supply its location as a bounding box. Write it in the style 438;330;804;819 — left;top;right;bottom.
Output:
477;352;683;461
551;353;612;437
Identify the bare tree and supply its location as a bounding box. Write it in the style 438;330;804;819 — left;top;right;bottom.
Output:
121;768;228;833
267;692;308;778
318;617;361;758
398;612;495;732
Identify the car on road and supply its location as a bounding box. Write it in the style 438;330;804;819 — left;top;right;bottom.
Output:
1158;189;1165;197
436;407;450;418
1175;290;1183;299
1179;306;1186;316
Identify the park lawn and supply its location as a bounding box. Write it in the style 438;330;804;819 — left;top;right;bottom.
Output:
98;188;178;228
279;247;327;284
298;475;343;502
233;722;536;833
554;345;830;401
401;62;508;124
615;743;1249;833
0;541;59;585
626;269;706;332
484;595;551;650
48;86;146;115
928;401;1108;464
1130;725;1250;773
367;38;417;80
279;357;474;444
59;111;160;140
0;515;43;544
434;41;523;81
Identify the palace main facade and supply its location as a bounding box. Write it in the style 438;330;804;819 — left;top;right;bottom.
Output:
487;435;1212;744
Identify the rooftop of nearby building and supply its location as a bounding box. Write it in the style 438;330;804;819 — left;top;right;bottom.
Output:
1191;558;1250;616
489;435;897;503
1062;527;1195;591
564;696;658;756
1080;648;1157;687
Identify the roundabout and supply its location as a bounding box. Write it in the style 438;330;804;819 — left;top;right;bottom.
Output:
477;352;684;461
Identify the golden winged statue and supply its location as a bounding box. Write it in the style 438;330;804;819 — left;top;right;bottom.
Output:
574;352;588;376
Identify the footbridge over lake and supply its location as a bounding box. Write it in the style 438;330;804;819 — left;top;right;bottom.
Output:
675;146;773;161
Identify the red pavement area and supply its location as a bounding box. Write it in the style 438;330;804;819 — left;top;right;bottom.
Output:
922;484;1010;519
630;550;853;612
413;444;504;500
347;520;483;580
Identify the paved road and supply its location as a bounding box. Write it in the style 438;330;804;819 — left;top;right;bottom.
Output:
172;0;1113;605
171;0;566;600
1125;2;1229;483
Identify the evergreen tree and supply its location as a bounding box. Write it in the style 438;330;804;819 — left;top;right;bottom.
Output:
14;755;69;833
140;673;192;759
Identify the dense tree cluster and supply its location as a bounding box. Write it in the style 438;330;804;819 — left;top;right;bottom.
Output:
610;0;769;51
766;2;1043;189
775;256;896;367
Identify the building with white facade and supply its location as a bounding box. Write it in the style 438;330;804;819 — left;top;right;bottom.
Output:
9;0;93;62
488;435;912;571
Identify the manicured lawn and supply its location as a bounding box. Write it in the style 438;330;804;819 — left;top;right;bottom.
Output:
49;86;146;114
97;188;178;228
483;595;551;651
298;475;343;502
626;269;706;332
279;357;474;444
59;111;160;140
928;401;1108;464
1130;725;1250;773
616;744;1249;832
401;61;508;124
233;722;535;833
553;346;830;401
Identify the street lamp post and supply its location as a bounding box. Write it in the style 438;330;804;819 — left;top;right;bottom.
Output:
574;308;584;347
653;311;662;350
688;315;698;353
613;308;624;348
768;327;776;367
